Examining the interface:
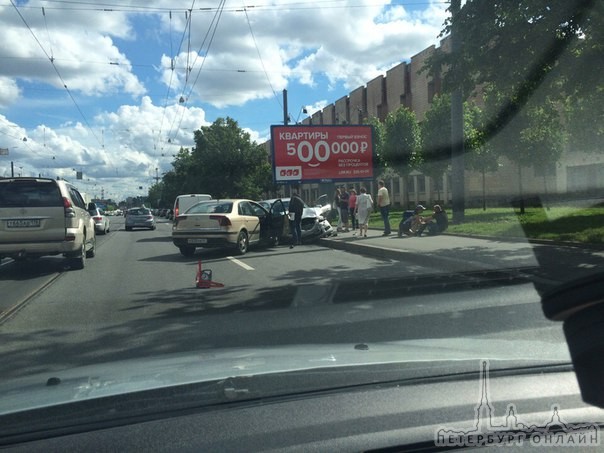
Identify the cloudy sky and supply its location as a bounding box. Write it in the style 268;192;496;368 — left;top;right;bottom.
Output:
0;0;448;202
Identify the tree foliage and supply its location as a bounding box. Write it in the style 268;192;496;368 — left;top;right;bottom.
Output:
381;107;420;174
419;94;452;183
151;117;272;206
364;116;386;170
427;0;602;158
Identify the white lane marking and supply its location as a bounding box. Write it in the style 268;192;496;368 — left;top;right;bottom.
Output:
227;256;255;271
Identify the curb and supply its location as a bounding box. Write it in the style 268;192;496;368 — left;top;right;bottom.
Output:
317;236;495;272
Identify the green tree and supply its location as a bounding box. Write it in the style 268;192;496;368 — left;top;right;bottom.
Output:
463;104;499;210
381;107;420;206
189;117;272;199
486;88;565;212
364;116;386;170
419;94;452;203
425;1;601;211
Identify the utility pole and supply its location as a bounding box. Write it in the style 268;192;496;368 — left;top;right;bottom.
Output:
450;0;465;223
283;89;289;126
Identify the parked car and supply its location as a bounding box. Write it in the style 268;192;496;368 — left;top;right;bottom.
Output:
125;207;156;231
0;177;96;269
259;198;333;242
172;199;287;256
88;206;110;235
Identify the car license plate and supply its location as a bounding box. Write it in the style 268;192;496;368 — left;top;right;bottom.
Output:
188;238;207;244
7;219;41;228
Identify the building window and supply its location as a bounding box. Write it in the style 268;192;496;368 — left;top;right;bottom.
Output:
417;175;426;193
407;176;415;193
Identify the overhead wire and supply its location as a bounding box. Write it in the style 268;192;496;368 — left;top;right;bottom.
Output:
165;0;227;145
154;3;196;157
9;0;103;148
242;3;283;112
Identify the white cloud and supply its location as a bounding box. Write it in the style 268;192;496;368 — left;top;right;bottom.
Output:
0;4;145;97
0;0;450;200
0;77;21;107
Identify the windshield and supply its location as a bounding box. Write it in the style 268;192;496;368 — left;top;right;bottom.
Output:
0;0;603;444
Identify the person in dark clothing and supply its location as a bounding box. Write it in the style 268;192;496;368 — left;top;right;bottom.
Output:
398;205;425;237
288;190;305;248
417;205;448;236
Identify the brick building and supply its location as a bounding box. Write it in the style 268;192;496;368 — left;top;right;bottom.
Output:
266;37;602;209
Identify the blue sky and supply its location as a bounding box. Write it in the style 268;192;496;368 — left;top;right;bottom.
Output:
0;0;448;201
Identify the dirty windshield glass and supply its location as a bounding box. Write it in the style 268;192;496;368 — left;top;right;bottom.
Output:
0;0;603;442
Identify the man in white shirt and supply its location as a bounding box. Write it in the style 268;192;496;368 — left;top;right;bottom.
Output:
377;179;391;236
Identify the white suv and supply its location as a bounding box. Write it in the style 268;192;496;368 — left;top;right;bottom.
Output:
0;177;96;269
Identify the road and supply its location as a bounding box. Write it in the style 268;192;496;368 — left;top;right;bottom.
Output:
0;216;567;380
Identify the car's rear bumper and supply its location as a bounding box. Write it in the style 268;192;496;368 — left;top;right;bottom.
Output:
0;240;82;259
126;222;155;229
172;231;237;248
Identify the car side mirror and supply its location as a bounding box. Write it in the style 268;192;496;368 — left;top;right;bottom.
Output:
541;275;604;409
514;197;604;409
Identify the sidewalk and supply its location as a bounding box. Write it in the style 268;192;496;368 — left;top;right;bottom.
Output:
318;228;604;280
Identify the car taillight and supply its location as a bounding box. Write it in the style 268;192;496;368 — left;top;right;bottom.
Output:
63;197;75;218
175;202;179;218
93;216;102;221
210;215;231;227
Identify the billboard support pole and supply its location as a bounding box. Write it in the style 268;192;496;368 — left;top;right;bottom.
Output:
283;89;289;126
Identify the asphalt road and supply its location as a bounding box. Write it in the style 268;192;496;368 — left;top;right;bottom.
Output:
0;216;568;380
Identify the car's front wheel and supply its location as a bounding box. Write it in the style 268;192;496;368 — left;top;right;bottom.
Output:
236;231;249;255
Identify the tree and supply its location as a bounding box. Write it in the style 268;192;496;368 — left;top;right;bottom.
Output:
419;94;452;203
364;116;386;170
486;88;565;213
425;1;601;211
381;107;420;206
189;117;272;199
463;104;499;210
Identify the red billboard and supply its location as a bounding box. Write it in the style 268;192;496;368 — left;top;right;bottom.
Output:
270;125;375;184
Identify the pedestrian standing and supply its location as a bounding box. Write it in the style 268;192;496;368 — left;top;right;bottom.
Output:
354;187;373;238
348;188;357;231
377;179;391;236
334;187;342;232
288;189;304;249
339;186;350;232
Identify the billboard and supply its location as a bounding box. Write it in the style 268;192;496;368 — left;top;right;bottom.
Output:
270;125;374;184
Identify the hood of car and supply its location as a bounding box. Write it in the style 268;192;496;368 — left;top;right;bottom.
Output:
0;338;570;416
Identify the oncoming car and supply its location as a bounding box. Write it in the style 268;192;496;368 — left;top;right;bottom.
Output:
172;199;287;256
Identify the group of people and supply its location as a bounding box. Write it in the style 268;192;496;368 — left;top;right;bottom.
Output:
398;203;448;237
289;181;448;249
334;179;448;239
334;185;374;237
